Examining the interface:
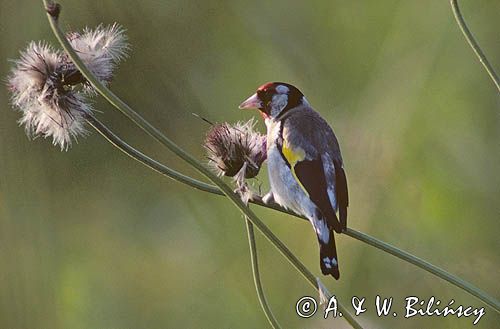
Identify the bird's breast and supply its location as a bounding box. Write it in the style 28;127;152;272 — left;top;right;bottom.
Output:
265;119;281;151
265;122;315;218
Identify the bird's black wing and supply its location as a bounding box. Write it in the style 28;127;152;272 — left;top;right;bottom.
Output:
293;157;343;233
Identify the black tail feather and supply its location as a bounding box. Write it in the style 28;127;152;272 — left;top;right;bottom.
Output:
319;231;339;280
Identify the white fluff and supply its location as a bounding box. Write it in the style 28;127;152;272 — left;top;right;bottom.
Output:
8;42;91;150
68;23;129;92
7;24;129;150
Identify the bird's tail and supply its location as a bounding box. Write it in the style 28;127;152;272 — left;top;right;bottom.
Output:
318;230;340;280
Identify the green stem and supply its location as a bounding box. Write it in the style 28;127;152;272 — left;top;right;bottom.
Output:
345;229;500;312
245;219;282;329
41;3;362;326
87;111;500;313
85;113;219;195
85;110;361;328
450;0;500;92
43;0;499;316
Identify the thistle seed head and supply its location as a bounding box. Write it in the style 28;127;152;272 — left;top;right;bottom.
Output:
7;41;91;150
204;119;266;179
7;24;129;150
67;23;129;92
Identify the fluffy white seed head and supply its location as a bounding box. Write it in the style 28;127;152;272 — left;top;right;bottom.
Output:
67;23;129;92
8;41;92;150
7;23;129;150
8;42;61;109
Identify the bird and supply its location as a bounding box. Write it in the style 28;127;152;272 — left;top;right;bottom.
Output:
239;82;348;279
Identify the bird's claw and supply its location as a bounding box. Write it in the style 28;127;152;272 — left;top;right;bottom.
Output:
262;191;274;205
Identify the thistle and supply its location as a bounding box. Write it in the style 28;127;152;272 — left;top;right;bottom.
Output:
7;41;91;150
67;23;129;93
204;119;267;203
7;24;128;150
204;119;266;179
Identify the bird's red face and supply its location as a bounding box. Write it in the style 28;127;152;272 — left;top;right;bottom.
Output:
239;82;304;119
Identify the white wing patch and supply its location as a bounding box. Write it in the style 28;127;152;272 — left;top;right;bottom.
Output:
322;154;338;211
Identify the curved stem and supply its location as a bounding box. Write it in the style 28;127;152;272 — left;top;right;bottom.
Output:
86;110;500;313
450;0;500;91
44;0;343;311
43;0;499;315
85;113;220;195
85;113;362;328
245;219;282;329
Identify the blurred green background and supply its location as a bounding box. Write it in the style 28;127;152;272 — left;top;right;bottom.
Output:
1;1;499;328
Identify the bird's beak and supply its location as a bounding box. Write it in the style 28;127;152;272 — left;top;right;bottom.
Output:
239;93;262;109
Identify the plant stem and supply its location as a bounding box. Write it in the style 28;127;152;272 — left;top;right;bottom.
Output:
346;229;500;312
450;0;500;92
88;111;500;313
85;111;362;328
43;0;499;316
245;219;282;329
85;113;220;195
41;0;361;323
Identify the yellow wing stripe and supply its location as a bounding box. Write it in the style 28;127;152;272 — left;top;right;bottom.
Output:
281;139;310;197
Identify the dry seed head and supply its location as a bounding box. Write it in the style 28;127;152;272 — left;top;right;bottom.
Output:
7;41;91;150
7;23;129;150
67;23;129;93
204;119;266;179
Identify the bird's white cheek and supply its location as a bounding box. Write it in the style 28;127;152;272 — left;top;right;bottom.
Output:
271;94;288;117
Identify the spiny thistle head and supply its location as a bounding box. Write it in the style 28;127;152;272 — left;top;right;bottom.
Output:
7;24;128;150
204;119;267;179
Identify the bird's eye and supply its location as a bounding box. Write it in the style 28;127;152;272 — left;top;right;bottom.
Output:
257;89;272;104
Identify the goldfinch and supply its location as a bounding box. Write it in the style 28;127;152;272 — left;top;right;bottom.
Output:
239;82;348;279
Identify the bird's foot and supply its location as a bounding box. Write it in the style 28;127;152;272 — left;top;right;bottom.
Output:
234;183;256;205
262;191;274;205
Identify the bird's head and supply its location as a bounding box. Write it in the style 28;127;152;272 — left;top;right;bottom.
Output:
239;82;305;120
